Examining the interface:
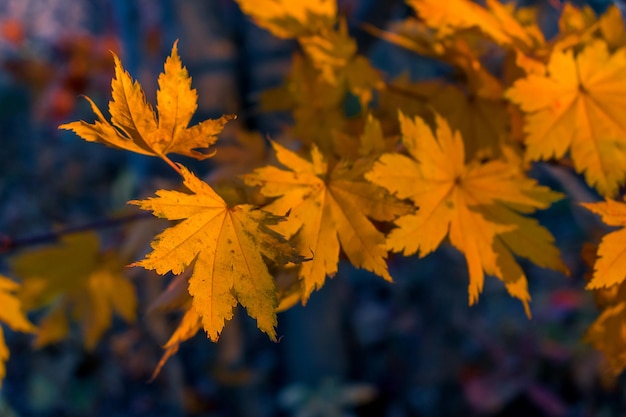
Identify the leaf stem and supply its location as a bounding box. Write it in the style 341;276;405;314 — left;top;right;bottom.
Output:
0;212;153;254
160;154;184;177
384;82;430;102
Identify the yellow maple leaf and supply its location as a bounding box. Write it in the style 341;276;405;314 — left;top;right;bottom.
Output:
0;275;35;387
366;113;566;314
298;20;382;103
10;232;136;350
275;268;303;312
261;53;346;152
367;17;508;101
130;165;302;341
144;272;202;378
599;6;626;49
235;0;336;39
357;114;391;157
581;209;626;377
377;1;545;82
409;80;509;160
299;21;357;83
60;42;234;170
343;54;383;109
237;0;380;107
546;4;626;53
331;113;395;159
262;51;380;155
208;130;268;185
152;305;201;380
244;142;410;300
407;0;536;48
554;3;626;48
584;301;626;376
581;199;626;289
506;40;626;197
558;3;597;35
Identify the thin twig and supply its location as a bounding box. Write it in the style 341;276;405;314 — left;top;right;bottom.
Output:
384;81;431;103
0;211;154;254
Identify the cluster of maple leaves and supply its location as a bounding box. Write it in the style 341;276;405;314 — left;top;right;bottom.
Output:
2;0;626;387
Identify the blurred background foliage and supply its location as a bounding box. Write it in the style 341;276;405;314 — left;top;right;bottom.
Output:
1;0;626;416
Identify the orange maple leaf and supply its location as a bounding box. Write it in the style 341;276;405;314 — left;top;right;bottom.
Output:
238;0;380;110
0;275;35;387
130;165;303;341
582;199;626;289
235;0;336;39
584;301;626;376
145;272;201;379
407;0;537;48
10;232;136;350
298;20;382;105
261;53;346;151
598;6;626;49
580;199;626;377
60;41;234;171
395;80;509;160
244;142;409;300
366;113;567;314
554;4;626;51
153;306;201;380
506;40;626;196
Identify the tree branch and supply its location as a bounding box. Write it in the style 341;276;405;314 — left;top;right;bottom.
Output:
0;211;154;254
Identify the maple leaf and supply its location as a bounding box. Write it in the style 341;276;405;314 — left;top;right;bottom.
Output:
408;80;509;160
542;4;626;53
343;54;383;109
208;130;268;185
275;268;303;312
362;18;440;59
357;114;394;158
581;243;620;310
152;305;202;380
558;3;597;35
0;275;35;388
10;232;136;350
244;142;410;300
234;0;336;39
367;19;506;99
145;272;202;379
237;0;380;107
506;40;626;197
261;53;346;152
331;113;395;160
130;165;303;341
581;199;626;376
598;6;626;49
584;301;626;376
298;20;382;105
147;267;301;378
59;41;234;170
581;199;626;289
406;0;536;48
299;21;356;84
261;50;381;155
366;113;566;314
374;1;545;83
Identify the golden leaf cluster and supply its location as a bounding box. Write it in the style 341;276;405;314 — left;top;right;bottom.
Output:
4;0;626;384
